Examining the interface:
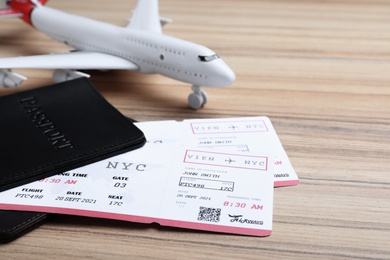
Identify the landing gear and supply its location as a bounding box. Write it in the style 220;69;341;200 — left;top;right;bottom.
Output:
188;85;208;109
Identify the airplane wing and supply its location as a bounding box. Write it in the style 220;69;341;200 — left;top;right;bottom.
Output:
0;51;139;70
127;0;170;34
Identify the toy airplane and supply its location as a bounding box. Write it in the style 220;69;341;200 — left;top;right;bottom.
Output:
0;0;235;109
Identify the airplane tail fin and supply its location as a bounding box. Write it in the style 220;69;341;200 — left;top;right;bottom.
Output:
127;0;171;34
0;0;48;23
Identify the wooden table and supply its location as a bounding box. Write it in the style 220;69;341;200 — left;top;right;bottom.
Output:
1;0;389;259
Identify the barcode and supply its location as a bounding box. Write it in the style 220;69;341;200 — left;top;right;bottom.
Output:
197;206;221;223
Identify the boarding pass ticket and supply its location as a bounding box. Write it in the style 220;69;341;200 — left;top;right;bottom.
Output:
0;117;297;236
180;116;298;187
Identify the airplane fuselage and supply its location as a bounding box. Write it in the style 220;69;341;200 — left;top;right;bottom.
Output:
31;6;234;87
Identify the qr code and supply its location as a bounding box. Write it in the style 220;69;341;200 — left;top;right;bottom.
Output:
197;206;221;223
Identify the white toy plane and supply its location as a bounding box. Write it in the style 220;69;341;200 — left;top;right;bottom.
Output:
0;0;235;109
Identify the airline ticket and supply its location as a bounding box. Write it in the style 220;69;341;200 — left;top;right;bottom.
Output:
0;118;279;236
180;116;298;187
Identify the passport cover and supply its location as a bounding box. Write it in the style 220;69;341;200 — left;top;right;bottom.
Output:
0;210;48;243
0;77;146;192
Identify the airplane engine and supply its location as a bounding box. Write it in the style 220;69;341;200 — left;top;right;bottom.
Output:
0;69;27;88
52;69;90;83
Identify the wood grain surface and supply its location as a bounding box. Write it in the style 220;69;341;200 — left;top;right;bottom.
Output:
0;0;389;259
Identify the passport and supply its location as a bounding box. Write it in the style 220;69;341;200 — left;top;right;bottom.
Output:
0;210;49;243
0;78;145;242
0;77;146;192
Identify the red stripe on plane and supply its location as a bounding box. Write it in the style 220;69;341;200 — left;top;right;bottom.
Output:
6;0;49;26
7;1;35;25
